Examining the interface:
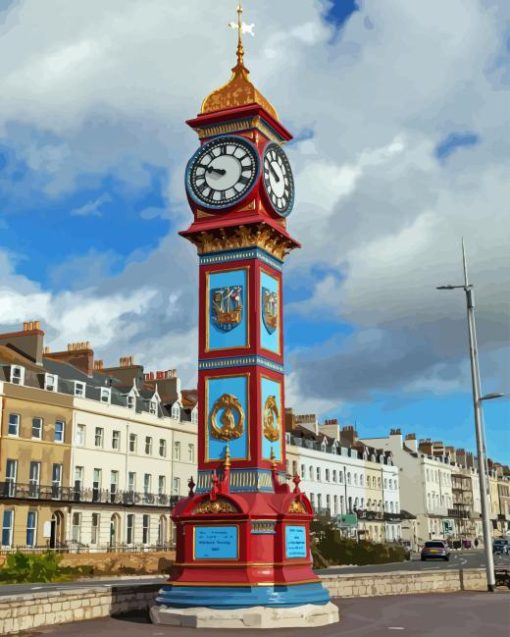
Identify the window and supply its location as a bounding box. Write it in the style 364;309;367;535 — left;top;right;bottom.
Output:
309;466;313;480
100;387;111;404
128;472;136;493
112;430;121;450
149;400;157;415
44;373;58;392
129;433;137;453
74;466;84;498
32;417;43;439
173;441;181;460
29;461;41;497
145;436;153;455
325;468;330;482
159;439;167;458
301;464;305;478
339;471;344;484
52;464;62;498
316;467;321;481
91;513;99;544
158;476;166;495
310;493;315;507
347;472;351;485
142;514;150;544
332;470;337;482
95;427;104;448
317;494;322;510
171;403;180;420
74;381;86;397
126;514;135;544
360;475;364;486
354;474;358;486
10;365;24;385
54;420;65;443
384;478;388;489
5;459;17;496
71;512;81;542
172;477;181;495
127;393;136;409
26;511;37;547
188;444;195;462
8;414;19;436
191;408;198;425
2;510;14;547
110;471;119;502
93;468;102;502
144;473;152;495
76;424;86;446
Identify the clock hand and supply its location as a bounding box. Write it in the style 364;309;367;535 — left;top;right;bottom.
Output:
206;166;227;176
268;161;280;183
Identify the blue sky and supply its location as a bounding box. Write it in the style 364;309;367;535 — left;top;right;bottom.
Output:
0;1;508;464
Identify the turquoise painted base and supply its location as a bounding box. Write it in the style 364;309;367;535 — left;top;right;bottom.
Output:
155;582;331;609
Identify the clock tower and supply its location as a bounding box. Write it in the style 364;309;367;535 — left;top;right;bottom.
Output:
152;4;338;628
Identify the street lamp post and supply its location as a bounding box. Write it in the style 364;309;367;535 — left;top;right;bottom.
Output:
437;240;503;592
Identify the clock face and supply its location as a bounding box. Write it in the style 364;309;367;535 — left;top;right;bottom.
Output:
263;143;294;216
186;136;259;210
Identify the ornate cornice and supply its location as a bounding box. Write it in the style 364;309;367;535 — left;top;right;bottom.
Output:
189;223;296;261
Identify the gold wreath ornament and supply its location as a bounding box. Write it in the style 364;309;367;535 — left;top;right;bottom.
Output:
210;393;245;441
263;395;280;442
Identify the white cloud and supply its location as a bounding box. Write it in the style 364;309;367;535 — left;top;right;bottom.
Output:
0;0;508;408
70;193;112;217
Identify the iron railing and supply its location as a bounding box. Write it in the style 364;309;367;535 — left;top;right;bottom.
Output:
0;482;183;508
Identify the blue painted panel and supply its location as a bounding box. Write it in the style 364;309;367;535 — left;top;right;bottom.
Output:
260;271;280;354
155;582;331;609
261;376;282;461
206;375;249;461
285;525;307;559
195;526;238;560
208;269;248;351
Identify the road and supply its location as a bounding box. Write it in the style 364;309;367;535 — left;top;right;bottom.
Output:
18;593;510;637
1;550;508;597
316;548;510;575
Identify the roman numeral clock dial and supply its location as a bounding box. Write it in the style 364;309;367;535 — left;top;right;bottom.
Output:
263;142;294;217
186;135;259;210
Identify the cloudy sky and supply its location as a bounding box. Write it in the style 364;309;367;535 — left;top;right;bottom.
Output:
0;0;508;463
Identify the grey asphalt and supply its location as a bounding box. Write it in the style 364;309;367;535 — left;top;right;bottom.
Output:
316;548;510;575
1;550;508;597
18;593;510;637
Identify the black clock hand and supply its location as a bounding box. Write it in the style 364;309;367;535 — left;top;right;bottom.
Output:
268;161;280;183
206;166;227;176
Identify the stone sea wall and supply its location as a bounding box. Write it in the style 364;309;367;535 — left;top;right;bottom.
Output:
0;568;488;635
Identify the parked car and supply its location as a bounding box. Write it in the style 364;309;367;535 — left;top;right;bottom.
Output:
421;540;450;561
493;539;510;555
462;539;472;549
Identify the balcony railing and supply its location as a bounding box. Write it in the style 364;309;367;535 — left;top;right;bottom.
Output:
0;482;183;509
448;507;470;519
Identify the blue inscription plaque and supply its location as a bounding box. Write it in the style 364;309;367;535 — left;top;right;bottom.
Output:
285;525;307;559
194;526;238;560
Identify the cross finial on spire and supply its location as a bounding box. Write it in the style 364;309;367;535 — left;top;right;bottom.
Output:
228;1;255;68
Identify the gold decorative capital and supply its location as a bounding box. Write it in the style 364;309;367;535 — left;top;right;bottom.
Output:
193;497;238;514
288;499;307;514
192;223;296;261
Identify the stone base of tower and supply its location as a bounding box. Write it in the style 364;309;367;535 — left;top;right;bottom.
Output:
150;599;339;629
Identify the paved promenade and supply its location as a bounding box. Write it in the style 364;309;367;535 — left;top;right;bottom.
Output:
22;592;509;637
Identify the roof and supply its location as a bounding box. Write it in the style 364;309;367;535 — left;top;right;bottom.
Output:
0;345;42;372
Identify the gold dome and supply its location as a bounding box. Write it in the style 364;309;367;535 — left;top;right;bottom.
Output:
200;3;278;121
201;61;278;121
